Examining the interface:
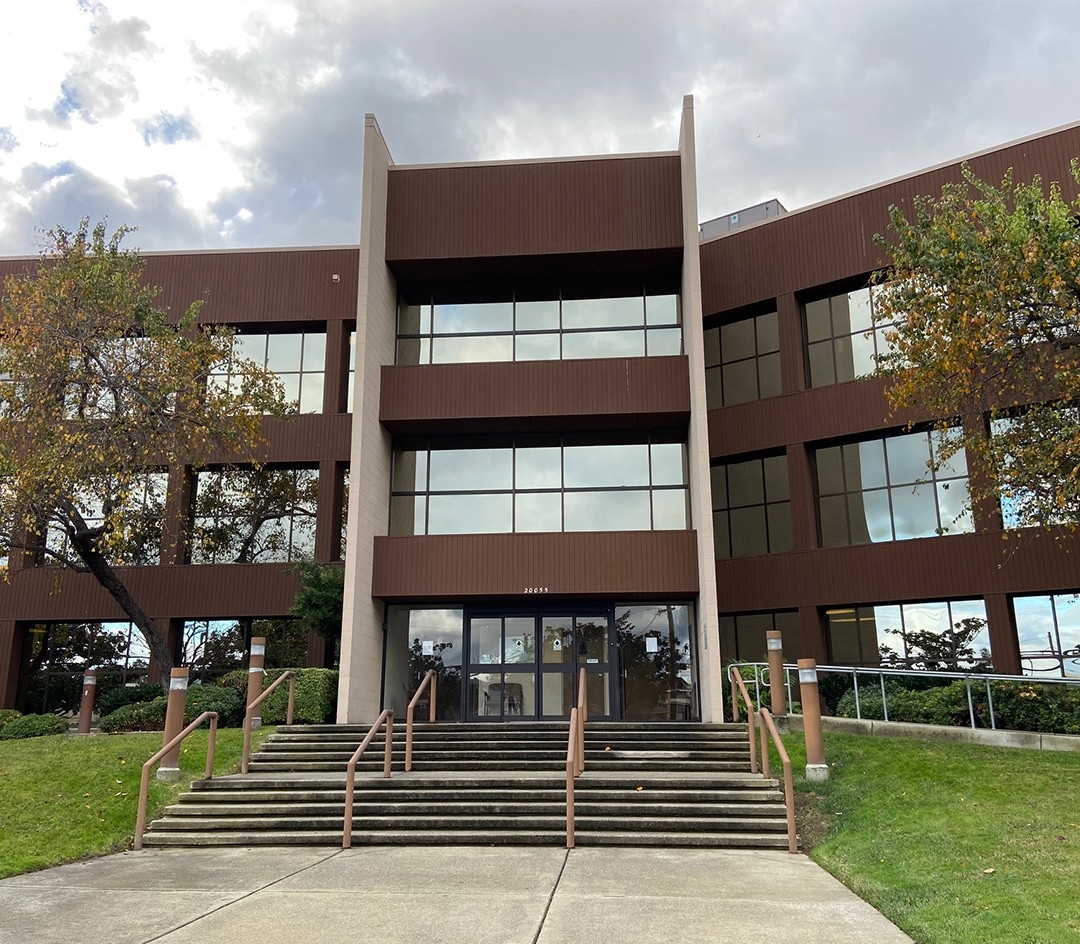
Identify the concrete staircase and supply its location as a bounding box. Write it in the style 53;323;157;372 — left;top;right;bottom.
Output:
142;722;792;849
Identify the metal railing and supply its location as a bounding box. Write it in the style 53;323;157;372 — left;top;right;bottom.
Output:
133;711;219;850
565;668;588;849
757;708;798;854
405;670;437;772
729;667;797;854
241;670;296;773
727;666;759;774
735;661;1080;732
342;709;394;849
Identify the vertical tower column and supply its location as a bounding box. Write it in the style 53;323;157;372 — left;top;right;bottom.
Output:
338;115;398;723
678;95;725;722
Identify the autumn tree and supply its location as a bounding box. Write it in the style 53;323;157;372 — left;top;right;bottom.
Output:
0;218;286;677
873;163;1080;530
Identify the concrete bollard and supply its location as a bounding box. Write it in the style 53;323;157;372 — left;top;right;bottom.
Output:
766;631;787;717
247;637;266;730
798;658;829;782
77;669;97;734
157;668;189;782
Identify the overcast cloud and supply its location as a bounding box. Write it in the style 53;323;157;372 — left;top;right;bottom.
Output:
1;0;1078;254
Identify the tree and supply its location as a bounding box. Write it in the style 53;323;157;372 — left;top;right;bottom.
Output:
0;219;286;678
872;163;1080;531
289;560;344;642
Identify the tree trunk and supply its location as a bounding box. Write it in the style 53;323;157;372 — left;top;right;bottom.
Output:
71;537;175;688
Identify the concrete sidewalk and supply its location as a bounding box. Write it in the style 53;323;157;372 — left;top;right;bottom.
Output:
0;846;913;944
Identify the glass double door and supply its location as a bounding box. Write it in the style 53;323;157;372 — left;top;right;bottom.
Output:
466;612;612;720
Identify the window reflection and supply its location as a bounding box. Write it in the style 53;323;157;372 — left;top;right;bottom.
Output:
815;430;973;546
804;286;895;388
1013;592;1080;677
211;331;326;414
704;309;780;408
712;454;792;559
389;436;688;536
396;291;681;365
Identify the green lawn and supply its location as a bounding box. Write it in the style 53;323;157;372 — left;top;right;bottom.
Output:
0;727;273;878
781;732;1080;944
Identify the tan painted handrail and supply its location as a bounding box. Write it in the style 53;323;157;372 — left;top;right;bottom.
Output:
241;670;296;774
727;666;758;775
758;708;798;854
133;711;219;850
565;667;590;847
576;667;587;775
405;669;437;772
565;706;579;848
342;709;394;849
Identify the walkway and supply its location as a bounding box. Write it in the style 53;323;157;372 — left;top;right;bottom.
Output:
0;846;912;943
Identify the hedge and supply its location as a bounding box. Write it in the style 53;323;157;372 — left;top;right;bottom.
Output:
97;683;163;718
216;667;338;724
0;709;21;732
184;685;243;727
0;713;68;740
99;696;168;733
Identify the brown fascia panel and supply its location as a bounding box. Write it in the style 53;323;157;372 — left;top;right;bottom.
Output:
715;528;1080;613
372;531;700;602
1;248;360;327
0;563;301;621
385;155;683;263
708;376;929;458
381;356;691;436
700;124;1080;313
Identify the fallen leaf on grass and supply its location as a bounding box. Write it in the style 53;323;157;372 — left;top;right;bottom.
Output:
983;868;995;874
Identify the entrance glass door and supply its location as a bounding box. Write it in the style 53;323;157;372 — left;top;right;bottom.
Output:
466;611;614;720
466;616;537;719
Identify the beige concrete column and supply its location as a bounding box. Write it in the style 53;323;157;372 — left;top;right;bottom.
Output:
679;94;724;722
338;114;398;723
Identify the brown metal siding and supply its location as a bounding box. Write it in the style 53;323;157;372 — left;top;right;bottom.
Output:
381;356;691;435
372;531;699;601
1;249;360;326
386;155;683;262
715;530;1080;613
700;124;1080;313
0;564;300;621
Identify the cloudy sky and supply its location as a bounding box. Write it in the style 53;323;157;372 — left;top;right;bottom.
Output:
1;0;1078;255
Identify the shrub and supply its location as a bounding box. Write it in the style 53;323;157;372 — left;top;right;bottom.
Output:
0;713;67;740
988;681;1080;734
215;669;248;701
97;683;163;718
0;709;21;731
261;668;338;724
184;685;243;727
99;697;168;733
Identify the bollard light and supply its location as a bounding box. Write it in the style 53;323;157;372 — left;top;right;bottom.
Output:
157;668;189;782
766;631;787;717
77;669;98;735
798;658;829;782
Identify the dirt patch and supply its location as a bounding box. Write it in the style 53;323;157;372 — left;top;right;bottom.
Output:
795;791;834;852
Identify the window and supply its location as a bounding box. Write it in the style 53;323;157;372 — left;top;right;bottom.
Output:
815;430;973;546
396;289;681;366
712;454;792;558
704;310;780;407
804;285;894;387
347;330;357;413
389;435;688;536
210;332;326;413
825;599;989;669
191;467;318;563
719;611;800;663
43;474;168;566
1012;593;1080;677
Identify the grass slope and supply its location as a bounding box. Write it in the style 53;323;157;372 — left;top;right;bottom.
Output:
0;727;272;878
782;732;1080;944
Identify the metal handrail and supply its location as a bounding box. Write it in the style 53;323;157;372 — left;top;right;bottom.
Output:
565;706;579;849
241;670;296;773
757;708;798;854
735;661;1080;732
134;711;219;850
576;667;587;776
342;709;394;849
405;669;437;772
726;666;759;774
